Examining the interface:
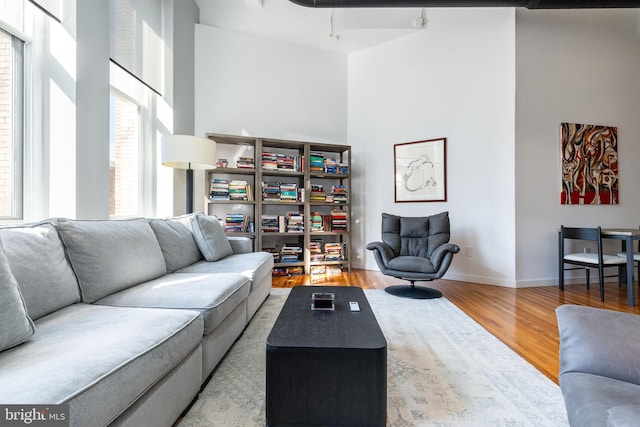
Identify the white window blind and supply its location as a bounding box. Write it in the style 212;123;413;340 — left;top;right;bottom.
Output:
109;0;163;95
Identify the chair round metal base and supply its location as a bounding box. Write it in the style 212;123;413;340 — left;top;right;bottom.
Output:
384;284;443;299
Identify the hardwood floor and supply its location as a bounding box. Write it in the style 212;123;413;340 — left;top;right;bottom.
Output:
273;269;640;384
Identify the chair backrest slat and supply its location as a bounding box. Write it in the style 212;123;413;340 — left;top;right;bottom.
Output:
561;226;601;242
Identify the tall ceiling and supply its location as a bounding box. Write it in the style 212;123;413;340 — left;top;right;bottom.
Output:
195;0;640;54
194;0;429;53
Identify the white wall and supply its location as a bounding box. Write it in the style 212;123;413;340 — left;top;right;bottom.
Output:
515;9;640;286
193;24;348;213
348;9;518;286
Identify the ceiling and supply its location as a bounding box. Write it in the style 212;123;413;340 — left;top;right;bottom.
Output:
194;0;429;53
194;0;640;53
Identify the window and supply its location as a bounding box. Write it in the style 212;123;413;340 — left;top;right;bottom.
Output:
0;29;24;220
109;63;155;218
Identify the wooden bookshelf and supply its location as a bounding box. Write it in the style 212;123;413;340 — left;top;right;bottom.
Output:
205;133;351;276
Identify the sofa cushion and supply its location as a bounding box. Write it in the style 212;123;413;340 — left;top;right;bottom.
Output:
149;214;203;273
177;252;274;290
0;221;80;320
190;214;233;261
0;304;203;427
560;372;640;427
57;218;167;303
0;241;35;352
95;272;251;334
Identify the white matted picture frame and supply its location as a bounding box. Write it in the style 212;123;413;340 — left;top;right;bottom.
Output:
394;138;447;203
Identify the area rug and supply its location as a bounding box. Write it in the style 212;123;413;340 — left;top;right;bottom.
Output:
177;289;569;426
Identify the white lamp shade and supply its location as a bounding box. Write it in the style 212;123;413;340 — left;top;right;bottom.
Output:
161;135;217;170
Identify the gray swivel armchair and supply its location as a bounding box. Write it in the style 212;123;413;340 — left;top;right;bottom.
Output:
366;212;459;299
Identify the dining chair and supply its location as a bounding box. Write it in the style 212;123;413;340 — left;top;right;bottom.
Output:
616;225;640;283
558;225;626;302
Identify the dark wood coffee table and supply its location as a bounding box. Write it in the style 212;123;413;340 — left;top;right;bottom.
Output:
266;286;387;426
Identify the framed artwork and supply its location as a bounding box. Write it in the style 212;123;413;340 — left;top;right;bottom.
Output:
560;122;618;205
394;138;447;203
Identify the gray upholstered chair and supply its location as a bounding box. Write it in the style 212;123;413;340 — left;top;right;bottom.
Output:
366;211;459;299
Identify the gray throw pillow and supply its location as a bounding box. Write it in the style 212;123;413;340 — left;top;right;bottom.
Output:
0;221;80;320
149;214;203;272
190;215;234;261
0;241;35;352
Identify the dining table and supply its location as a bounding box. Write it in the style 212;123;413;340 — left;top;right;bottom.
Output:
601;228;640;307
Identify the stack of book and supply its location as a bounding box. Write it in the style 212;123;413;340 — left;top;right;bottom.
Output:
310;213;324;232
225;214;250;233
309;240;324;261
331;210;348;232
261;152;278;170
309;185;326;202
229;180;249;201
324;157;338;174
261;215;279;233
309;152;325;173
331;184;348;204
262;182;281;201
324;242;343;261
236;157;255;169
279;183;298;202
310;265;326;275
286;213;304;233
281;243;302;263
209;179;230;200
276;154;299;171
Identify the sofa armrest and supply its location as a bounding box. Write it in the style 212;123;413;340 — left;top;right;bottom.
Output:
429;243;460;269
228;236;252;254
366;241;395;266
556;305;640;386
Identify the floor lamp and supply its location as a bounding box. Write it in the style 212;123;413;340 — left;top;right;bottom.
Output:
161;135;217;214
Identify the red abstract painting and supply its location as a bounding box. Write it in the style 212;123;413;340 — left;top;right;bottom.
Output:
561;122;618;205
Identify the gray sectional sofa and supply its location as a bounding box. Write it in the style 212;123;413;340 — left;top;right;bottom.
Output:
556;304;640;427
0;213;273;427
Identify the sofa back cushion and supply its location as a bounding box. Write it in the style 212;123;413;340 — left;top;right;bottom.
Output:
0;240;35;351
148;214;203;272
58;218;167;303
190;214;233;261
0;221;80;320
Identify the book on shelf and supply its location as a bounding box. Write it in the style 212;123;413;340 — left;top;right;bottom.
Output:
309;152;325;173
281;243;302;263
262;182;281;201
210;179;251;201
210;179;230;200
261;152;303;172
261;215;279;233
279;183;298;202
330;209;348;232
262;182;300;202
324;242;344;261
309;184;326;202
286;212;304;233
331;184;348;204
236;157;255;169
225;213;250;233
229;180;249;201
